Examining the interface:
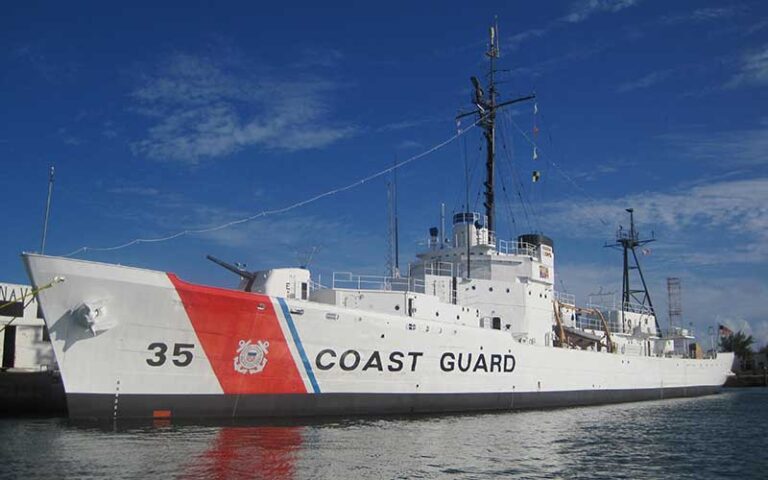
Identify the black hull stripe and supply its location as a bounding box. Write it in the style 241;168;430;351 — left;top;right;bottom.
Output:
68;386;722;420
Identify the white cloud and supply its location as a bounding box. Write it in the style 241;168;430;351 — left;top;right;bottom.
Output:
686;277;768;348
376;117;438;133
506;27;552;51
503;0;639;52
744;19;768;36
726;45;768;88
13;44;80;83
130;52;355;164
563;0;640;24
108;186;161;197
509;43;608;77
293;47;343;68
397;140;423;150
659;124;768;167
538;177;768;266
661;6;745;25
56;127;82;146
616;69;674;93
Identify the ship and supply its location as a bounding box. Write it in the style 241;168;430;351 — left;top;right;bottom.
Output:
23;24;733;420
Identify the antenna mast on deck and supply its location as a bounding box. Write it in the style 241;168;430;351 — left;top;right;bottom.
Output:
385;160;400;278
456;19;535;233
40;165;55;254
606;208;661;335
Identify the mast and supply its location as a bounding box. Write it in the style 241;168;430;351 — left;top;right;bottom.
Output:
456;20;535;234
40;165;55;254
393;158;400;276
386;158;401;278
606;208;661;335
484;22;499;233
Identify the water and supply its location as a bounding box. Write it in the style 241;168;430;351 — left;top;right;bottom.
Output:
1;389;766;479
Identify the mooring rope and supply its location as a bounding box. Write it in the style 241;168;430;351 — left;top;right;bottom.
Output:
0;277;65;334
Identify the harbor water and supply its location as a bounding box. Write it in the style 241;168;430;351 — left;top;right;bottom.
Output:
1;388;766;479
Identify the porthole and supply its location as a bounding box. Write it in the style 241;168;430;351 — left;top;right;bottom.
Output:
456;315;460;320
395;305;400;311
435;312;440;317
472;285;476;290
506;288;510;293
489;287;493;292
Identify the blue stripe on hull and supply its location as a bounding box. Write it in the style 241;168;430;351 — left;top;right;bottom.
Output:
278;298;321;394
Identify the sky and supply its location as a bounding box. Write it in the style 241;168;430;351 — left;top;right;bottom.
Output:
2;0;767;346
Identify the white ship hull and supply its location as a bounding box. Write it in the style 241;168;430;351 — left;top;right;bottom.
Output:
24;254;733;420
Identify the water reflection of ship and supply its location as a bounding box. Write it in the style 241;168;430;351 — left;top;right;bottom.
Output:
184;426;304;480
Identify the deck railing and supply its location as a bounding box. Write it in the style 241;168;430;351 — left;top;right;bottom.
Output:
332;272;425;294
496;239;538;257
554;291;576;305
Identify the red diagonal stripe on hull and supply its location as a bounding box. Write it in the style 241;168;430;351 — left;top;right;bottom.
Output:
168;274;307;394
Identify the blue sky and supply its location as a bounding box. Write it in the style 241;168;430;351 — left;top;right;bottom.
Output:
2;1;767;345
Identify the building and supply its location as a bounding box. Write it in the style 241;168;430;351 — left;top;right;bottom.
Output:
0;282;56;371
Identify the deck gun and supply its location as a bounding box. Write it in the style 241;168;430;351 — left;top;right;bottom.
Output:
206;255;257;292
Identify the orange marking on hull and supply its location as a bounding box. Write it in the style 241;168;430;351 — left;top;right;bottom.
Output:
167;274;307;395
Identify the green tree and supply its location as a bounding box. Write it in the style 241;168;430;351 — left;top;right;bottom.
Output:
719;330;755;357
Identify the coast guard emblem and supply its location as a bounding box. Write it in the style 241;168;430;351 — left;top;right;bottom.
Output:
234;339;270;374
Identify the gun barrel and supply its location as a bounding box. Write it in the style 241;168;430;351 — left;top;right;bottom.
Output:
206;255;256;280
